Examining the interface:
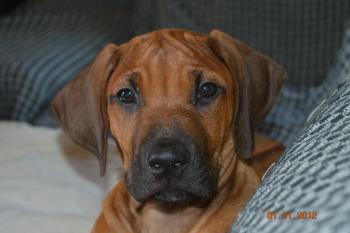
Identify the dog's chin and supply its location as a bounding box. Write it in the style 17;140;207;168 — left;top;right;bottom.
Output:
153;189;193;203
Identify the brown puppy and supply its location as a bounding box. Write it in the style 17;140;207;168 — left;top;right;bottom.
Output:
52;29;286;233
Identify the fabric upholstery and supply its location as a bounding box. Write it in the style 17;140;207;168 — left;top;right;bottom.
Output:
231;74;350;232
0;0;133;127
0;122;122;233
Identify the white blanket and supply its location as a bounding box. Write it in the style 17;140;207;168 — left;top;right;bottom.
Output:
0;122;122;233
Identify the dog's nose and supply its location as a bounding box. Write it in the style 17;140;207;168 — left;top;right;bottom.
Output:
147;139;189;177
148;152;187;177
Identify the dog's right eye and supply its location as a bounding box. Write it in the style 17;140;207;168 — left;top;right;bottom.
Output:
116;88;136;104
198;82;218;98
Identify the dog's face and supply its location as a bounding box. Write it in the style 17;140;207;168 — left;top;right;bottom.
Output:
108;31;235;202
52;29;286;204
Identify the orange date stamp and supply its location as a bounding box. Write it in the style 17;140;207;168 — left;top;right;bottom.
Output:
266;211;318;220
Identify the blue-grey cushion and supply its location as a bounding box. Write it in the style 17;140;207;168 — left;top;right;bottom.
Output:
0;0;133;126
231;75;350;233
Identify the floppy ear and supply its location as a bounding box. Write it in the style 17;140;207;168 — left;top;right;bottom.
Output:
51;44;119;175
208;30;286;159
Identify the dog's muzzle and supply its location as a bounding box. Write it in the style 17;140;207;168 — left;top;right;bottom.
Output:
125;127;218;204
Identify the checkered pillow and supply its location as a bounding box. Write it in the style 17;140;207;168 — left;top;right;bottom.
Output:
0;0;133;126
231;75;350;233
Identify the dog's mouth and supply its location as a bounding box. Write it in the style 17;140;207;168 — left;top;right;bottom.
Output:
153;189;193;203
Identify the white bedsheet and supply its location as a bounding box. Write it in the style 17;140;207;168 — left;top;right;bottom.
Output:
0;122;122;233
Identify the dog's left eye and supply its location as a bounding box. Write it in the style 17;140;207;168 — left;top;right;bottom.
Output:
116;88;136;104
198;82;218;98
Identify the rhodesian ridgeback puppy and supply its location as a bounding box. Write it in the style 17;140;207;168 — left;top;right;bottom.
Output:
52;29;286;233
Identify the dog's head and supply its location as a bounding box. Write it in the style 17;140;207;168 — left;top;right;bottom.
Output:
52;29;286;204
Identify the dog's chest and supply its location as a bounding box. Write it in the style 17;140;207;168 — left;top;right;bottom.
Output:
140;205;202;233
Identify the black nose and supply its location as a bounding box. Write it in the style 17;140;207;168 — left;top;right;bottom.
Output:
147;139;189;177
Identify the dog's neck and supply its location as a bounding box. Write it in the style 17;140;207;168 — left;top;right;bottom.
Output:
99;159;259;233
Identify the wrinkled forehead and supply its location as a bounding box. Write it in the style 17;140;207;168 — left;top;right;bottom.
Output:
116;29;227;73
